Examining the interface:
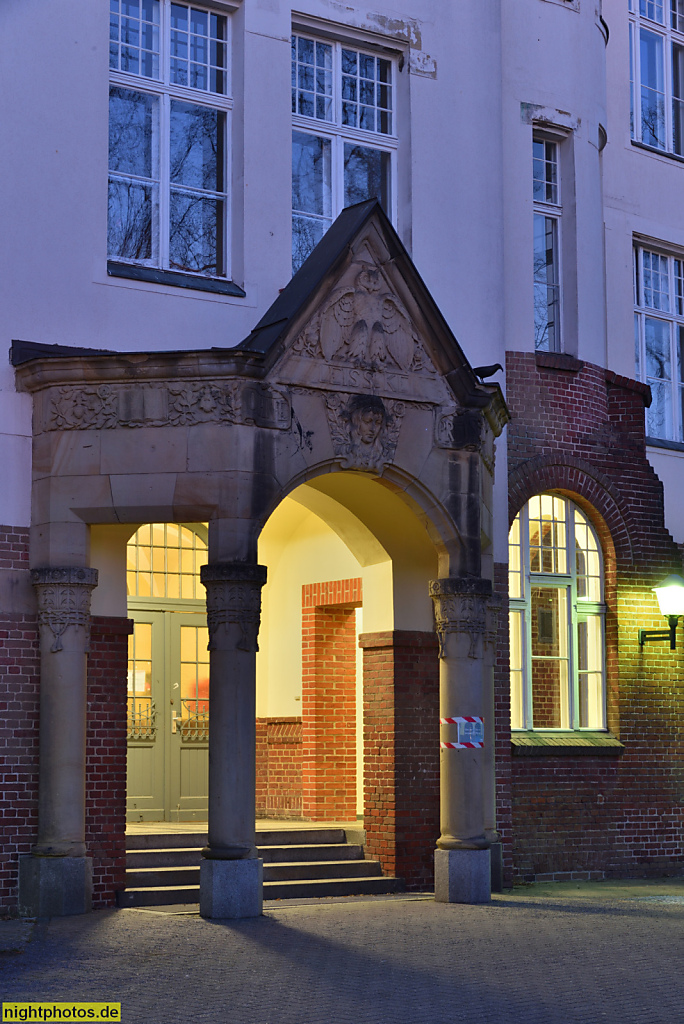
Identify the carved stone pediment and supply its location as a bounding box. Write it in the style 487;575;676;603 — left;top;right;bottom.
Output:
273;259;454;407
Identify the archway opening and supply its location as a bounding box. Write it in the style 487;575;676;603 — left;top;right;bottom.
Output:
256;471;439;840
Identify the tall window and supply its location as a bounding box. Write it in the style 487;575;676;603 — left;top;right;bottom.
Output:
108;1;231;278
634;245;684;440
291;33;397;272
509;495;606;731
629;0;684;153
533;135;562;351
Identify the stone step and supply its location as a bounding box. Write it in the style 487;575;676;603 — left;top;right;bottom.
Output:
126;842;364;869
116;874;403;908
125;828;348;851
126;858;380;889
264;860;382;882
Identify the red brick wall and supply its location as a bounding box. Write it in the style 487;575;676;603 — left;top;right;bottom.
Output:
493;562;513;887
503;352;684;881
0;526;39;914
86;616;131;908
255;717;303;818
0;522;131;914
301;580;361;821
361;630;440;890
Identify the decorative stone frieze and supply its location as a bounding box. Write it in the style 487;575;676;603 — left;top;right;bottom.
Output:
200;563;268;653
30;567;98;653
429;577;492;659
45;382;290;432
325;392;405;474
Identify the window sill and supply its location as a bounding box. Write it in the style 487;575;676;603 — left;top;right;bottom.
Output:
630;140;684;166
511;731;624;756
646;436;684;454
107;261;246;297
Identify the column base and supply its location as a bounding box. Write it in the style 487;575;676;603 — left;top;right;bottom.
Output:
434;848;491;904
199;858;263;919
19;855;92;917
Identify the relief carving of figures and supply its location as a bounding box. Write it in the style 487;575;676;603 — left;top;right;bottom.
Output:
325;393;404;474
292;265;435;375
30;567;98;653
201;564;268;653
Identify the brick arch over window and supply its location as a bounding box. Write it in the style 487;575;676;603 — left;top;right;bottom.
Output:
508;455;633;567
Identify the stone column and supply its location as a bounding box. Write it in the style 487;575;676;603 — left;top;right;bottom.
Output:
483;594;503;891
429;576;492;904
199;561;267;919
19;567;98;917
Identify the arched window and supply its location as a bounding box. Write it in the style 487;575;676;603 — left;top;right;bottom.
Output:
509;494;605;731
126;523;207;599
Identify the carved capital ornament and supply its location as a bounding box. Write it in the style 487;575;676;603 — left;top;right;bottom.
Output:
200;563;268;653
30;567;99;653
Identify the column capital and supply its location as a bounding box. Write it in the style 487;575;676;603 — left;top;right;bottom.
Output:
429;577;492;659
201;562;268;653
31;566;98;653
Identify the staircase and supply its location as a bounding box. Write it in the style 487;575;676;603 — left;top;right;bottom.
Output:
116;827;403;907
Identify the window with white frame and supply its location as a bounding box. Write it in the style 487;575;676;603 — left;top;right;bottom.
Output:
291;33;397;272
629;0;684;154
634;245;684;440
533;135;562;351
509;494;606;731
108;0;231;278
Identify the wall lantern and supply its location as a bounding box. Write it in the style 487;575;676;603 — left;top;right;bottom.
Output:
638;574;684;650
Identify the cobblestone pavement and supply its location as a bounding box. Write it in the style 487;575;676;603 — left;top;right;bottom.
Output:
2;881;684;1024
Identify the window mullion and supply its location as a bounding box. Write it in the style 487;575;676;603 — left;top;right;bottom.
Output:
522;505;533;730
159;93;170;270
568;507;578;730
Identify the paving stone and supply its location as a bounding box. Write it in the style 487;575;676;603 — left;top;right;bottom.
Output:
1;881;683;1023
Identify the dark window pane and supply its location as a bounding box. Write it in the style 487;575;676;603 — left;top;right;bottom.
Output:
292;214;329;273
108;179;153;260
292;131;331;216
109;88;157;178
341;49;357;74
170;102;224;191
343;143;390;210
169;191;222;274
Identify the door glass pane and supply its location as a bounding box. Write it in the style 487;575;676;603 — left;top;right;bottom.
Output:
530;587;569;728
577;616;605;728
509;610;524;729
180;625;210;740
127;622;155;739
640;29;666;148
343;143;390;211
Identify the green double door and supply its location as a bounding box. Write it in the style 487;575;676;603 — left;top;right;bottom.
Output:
126;603;209;822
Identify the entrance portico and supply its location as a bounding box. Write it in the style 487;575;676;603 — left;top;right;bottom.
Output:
14;200;508;917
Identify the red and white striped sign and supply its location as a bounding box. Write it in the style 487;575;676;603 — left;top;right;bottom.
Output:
440;716;484;749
